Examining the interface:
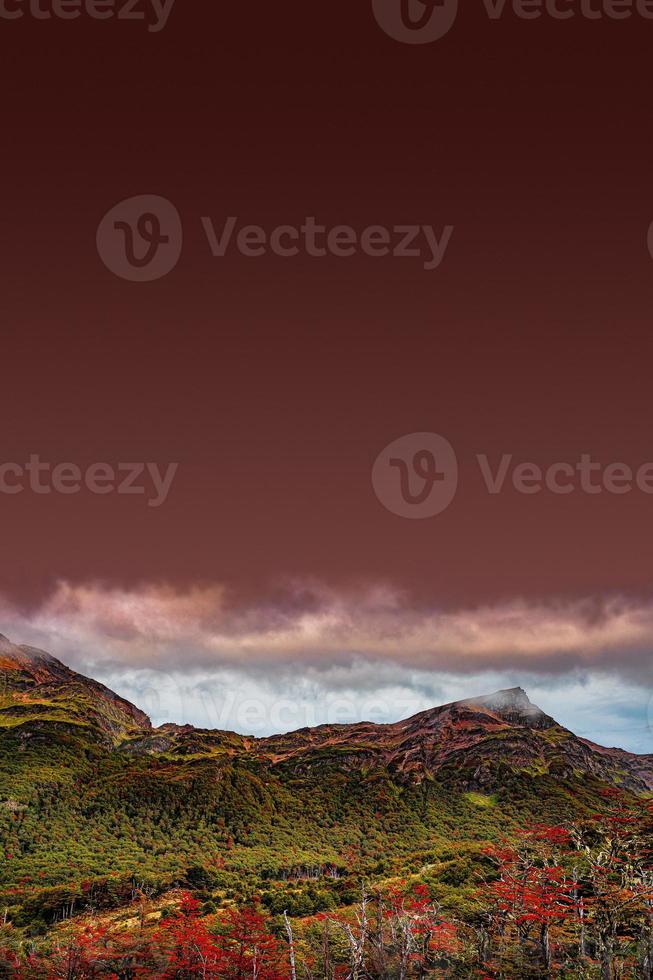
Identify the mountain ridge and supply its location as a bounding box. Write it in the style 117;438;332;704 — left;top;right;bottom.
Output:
0;633;651;794
0;632;151;742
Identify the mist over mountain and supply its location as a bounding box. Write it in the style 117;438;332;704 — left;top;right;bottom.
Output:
0;632;650;792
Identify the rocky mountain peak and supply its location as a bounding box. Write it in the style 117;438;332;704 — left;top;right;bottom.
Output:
404;686;555;734
462;687;556;729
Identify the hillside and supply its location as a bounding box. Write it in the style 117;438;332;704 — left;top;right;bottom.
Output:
0;634;150;743
1;632;650;792
0;632;651;968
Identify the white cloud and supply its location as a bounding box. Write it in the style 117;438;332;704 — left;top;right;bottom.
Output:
1;581;652;752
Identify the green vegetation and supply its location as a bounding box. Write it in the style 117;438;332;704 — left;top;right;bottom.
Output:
0;644;652;975
0;719;627;934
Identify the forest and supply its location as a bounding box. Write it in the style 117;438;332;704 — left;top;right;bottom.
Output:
1;644;652;977
1;788;652;977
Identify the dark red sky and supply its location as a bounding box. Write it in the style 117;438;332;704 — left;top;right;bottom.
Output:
2;0;653;611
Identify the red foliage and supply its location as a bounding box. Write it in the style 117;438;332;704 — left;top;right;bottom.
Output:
488;864;573;926
13;892;288;979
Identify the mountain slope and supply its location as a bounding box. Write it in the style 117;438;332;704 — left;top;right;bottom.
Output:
257;686;653;792
0;634;651;790
0;634;151;744
0;633;651;935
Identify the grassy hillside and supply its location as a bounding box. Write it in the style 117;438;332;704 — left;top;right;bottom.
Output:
0;718;633;933
0;638;651;976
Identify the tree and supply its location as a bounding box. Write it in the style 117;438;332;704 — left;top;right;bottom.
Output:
213;903;284;980
479;827;575;976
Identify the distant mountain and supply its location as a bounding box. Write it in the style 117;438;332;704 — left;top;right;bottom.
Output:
257;685;653;793
0;633;650;792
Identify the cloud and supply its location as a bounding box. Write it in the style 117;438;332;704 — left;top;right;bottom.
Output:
2;580;653;677
1;580;652;751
